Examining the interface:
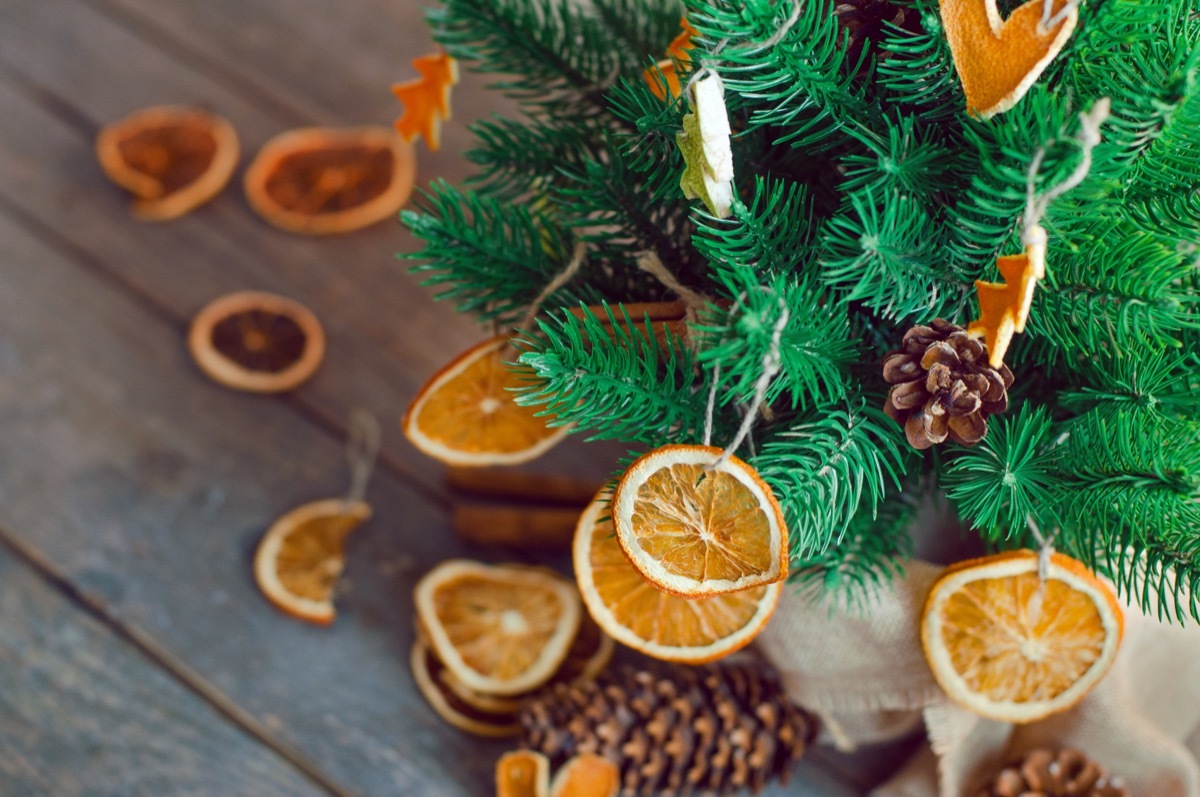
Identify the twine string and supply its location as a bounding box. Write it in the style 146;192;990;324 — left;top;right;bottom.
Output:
516;242;588;337
1026;515;1058;585
1039;0;1082;35
684;0;801;99
1022;98;1110;245
345;409;382;505
635;250;710;316
703;361;721;447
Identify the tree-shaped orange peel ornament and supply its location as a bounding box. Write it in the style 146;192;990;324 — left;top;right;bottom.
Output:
392;51;459;152
645;16;699;101
939;0;1078;118
968;227;1046;367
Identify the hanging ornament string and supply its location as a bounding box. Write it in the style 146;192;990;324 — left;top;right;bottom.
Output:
501;242;588;357
1022;96;1110;246
683;0;802;96
1039;0;1082;36
635;250;710;318
345;408;382;506
1025;515;1058;585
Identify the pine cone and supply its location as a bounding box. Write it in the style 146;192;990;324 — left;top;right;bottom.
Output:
976;747;1129;797
882;319;1013;450
518;663;814;796
834;0;925;73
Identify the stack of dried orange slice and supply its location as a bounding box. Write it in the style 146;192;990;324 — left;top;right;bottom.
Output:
496;750;619;797
412;560;614;737
573;444;789;663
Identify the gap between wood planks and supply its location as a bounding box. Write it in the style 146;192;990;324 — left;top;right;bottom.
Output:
0;523;357;797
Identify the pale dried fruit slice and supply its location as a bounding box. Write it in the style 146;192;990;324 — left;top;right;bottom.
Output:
415;560;582;696
96;106;239;221
922;550;1124;724
549;754;620;797
410;640;521;738
403;336;568;467
253;498;370;625
496;750;550;797
612;445;788;597
189;291;325;393
244;126;415;234
574;491;780;663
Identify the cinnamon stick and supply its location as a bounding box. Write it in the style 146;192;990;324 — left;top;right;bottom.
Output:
446;467;600;507
453;504;581;550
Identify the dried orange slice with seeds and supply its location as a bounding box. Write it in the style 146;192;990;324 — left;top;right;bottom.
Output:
496;750;550;797
410;640;522;738
415;560;582;696
612;445;788;598
403;336;568;467
253;498;371;625
96;106;239;221
188;291;325;393
921;550;1124;724
244;126;414;234
575;490;780;663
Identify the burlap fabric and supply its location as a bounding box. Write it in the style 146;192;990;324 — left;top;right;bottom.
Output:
757;559;1200;796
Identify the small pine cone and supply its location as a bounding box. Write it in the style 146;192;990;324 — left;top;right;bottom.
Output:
882;319;1014;450
518;663;815;796
976;747;1129;797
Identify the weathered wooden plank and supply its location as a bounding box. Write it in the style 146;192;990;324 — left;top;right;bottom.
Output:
0;541;331;797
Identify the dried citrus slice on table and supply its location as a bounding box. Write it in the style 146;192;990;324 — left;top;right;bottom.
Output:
612;445;788;597
575;490;781;663
96;106;239;221
415;560;582;696
188;291;325;393
496;750;550;797
244;126;415;234
403;336;568;467
253;498;370;625
921;550;1124;724
410;640;521;738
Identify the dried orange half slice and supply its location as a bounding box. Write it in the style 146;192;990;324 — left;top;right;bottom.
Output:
549;754;620;797
244;126;415;234
410;640;521;738
575;491;781;663
188;291;325;393
415;560;582;696
496;750;550;797
612;445;789;597
253;498;371;625
403;336;568;467
96;106;239;221
921;550;1124;724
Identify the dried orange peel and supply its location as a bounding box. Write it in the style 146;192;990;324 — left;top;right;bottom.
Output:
922;550;1123;724
403;336;569;467
392;51;459;151
415;560;582;696
612;445;788;597
574;490;780;662
496;750;551;797
96;105;239;221
253;498;371;625
969;232;1046;367
549;754;620;797
940;0;1079;118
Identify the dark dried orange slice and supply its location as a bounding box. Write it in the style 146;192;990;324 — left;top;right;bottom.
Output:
410;640;522;738
96;106;239;221
188;291;325;393
244;126;415;235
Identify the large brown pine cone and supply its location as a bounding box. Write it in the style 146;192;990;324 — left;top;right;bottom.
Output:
882;319;1014;449
976;747;1129;797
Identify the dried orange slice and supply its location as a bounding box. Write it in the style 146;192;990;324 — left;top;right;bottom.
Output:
253;498;370;625
403;336;569;467
244;126;415;235
496;750;550;797
96;106;239;221
575;491;781;663
612;445;788;597
188;291;325;393
410;640;521;738
415;560;582;696
549;754;620;797
921;550;1124;724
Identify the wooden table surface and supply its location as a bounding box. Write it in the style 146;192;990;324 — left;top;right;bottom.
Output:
0;1;984;794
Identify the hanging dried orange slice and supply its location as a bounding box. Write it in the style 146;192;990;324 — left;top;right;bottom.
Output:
496;750;551;797
612;445;789;598
96;106;239;221
244;126;415;234
403;336;568;467
575;490;781;663
921;550;1124;724
253;498;371;625
410;640;522;738
188;291;325;393
415;560;582;696
549;754;620;797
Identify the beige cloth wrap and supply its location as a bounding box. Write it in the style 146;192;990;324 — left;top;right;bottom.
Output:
757;559;1200;796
